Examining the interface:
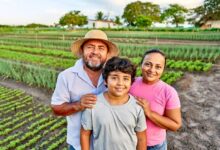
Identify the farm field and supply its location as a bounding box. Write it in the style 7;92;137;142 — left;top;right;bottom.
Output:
0;85;67;150
0;29;220;149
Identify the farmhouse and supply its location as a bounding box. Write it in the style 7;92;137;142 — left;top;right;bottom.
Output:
201;20;220;29
84;19;120;28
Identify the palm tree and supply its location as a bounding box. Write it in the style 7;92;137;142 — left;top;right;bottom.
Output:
95;11;105;20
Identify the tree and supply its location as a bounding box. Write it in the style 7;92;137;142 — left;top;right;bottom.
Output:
114;16;122;25
122;1;160;26
59;11;88;27
204;0;220;20
161;4;188;27
26;23;48;28
188;0;220;27
136;15;152;27
187;6;205;27
95;11;105;20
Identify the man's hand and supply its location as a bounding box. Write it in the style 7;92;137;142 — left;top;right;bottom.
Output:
51;94;97;116
80;94;97;109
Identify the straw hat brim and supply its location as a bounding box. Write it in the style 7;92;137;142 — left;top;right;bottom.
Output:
71;38;119;59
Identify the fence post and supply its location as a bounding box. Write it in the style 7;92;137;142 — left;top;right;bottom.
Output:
62;34;65;40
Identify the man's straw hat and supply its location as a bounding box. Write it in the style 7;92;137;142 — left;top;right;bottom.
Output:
71;30;119;58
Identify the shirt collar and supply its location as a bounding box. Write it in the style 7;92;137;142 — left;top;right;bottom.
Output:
71;58;84;73
71;58;104;87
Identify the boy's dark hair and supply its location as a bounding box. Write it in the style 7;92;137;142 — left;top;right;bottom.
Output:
103;56;136;84
140;49;166;65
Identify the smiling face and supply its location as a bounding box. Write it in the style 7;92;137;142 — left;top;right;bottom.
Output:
105;71;132;98
141;52;165;84
82;39;108;71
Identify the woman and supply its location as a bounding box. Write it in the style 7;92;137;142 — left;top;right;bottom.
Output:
130;49;182;150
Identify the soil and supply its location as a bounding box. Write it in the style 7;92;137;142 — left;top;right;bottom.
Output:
168;62;220;150
0;62;220;150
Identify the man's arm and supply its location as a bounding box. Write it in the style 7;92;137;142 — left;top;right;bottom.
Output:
80;127;92;150
136;130;147;150
51;94;97;116
51;102;82;116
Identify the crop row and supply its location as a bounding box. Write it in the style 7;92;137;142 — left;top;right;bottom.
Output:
0;45;74;59
106;31;220;40
131;58;212;72
0;52;212;90
0;49;75;69
166;60;212;72
1;31;220;40
0;37;71;50
0;96;32;113
0;103;42;126
120;45;220;63
1;38;219;62
0;60;184;93
0;59;58;89
0;86;67;149
0;90;24;103
136;67;183;85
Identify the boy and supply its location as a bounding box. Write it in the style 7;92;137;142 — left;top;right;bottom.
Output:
80;57;147;150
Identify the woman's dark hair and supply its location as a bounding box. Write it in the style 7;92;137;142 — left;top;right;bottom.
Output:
103;56;136;84
140;49;166;66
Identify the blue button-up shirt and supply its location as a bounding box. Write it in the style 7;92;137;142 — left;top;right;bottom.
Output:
51;58;106;150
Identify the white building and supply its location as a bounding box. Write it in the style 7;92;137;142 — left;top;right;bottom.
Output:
201;20;220;29
152;22;194;28
84;19;120;28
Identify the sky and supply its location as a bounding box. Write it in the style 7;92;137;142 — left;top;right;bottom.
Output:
0;0;204;25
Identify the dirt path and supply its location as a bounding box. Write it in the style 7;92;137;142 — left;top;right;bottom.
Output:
0;77;52;105
0;63;220;149
168;63;220;149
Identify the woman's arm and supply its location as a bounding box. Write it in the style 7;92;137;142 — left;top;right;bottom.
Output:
80;127;92;150
136;130;147;150
148;108;181;131
136;98;181;131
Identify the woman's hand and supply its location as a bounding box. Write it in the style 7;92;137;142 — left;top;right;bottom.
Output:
135;96;181;131
135;97;152;118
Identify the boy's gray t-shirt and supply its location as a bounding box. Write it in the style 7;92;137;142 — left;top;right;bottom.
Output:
81;93;147;150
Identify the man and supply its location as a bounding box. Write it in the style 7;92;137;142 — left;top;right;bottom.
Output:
51;30;119;150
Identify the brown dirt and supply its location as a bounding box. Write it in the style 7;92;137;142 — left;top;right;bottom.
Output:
0;62;220;150
168;63;220;150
